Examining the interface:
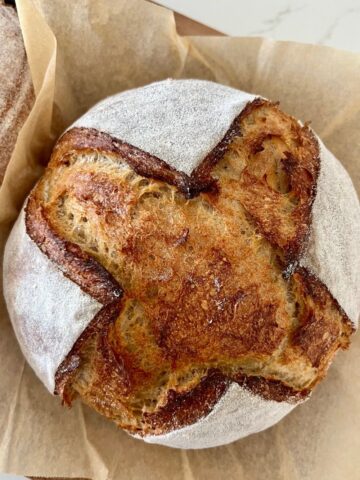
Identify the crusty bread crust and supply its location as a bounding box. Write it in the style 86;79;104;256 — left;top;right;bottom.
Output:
25;98;353;436
25;194;122;304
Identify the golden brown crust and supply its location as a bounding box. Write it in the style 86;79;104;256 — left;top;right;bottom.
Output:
52;127;197;198
142;370;230;434
25;98;354;436
291;268;353;369
25;194;122;304
226;99;320;262
55;300;123;402
233;374;309;403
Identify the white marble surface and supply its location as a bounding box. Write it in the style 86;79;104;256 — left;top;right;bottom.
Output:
157;0;360;52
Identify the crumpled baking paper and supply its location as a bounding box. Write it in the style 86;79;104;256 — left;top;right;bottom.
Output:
0;0;359;478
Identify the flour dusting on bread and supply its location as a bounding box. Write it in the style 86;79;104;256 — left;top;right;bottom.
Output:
301;139;360;326
140;382;296;449
3;207;101;392
73;79;255;175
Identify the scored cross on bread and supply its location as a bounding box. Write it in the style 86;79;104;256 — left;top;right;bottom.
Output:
25;98;353;435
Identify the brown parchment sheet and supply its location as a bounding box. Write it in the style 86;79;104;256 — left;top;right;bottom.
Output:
0;0;360;479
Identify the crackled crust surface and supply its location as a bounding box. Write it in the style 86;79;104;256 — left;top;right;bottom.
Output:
25;98;353;436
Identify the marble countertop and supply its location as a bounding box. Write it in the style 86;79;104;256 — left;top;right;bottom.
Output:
157;0;360;52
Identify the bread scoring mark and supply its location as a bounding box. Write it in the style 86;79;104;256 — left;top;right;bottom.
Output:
55;300;123;402
142;370;230;435
54;98;320;264
233;374;309;403
291;268;354;368
53;126;195;197
25;97;354;436
25;194;122;304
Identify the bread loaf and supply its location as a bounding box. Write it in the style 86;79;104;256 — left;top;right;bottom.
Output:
3;80;360;449
0;3;34;183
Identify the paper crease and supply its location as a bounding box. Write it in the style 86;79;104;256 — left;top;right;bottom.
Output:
76;404;110;480
180;450;196;480
0;360;26;467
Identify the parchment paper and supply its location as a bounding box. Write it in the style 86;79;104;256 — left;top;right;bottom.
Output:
1;0;359;479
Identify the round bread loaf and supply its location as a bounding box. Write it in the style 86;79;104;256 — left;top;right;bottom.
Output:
0;3;34;183
3;79;360;449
